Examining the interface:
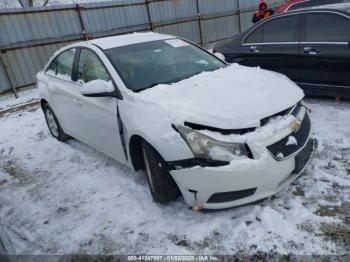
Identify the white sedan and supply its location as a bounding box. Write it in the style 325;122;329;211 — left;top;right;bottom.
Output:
37;32;317;210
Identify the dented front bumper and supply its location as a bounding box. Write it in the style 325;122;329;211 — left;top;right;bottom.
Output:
170;107;317;209
171;138;317;209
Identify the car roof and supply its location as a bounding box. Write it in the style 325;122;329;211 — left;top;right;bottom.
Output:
309;2;350;12
289;2;350;14
87;32;175;50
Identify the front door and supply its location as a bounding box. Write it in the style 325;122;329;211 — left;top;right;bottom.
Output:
299;12;350;96
240;14;301;82
73;48;126;162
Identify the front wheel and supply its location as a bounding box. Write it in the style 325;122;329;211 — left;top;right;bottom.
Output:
43;104;70;142
142;141;180;203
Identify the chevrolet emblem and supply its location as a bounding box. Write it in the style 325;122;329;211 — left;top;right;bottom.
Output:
291;120;301;133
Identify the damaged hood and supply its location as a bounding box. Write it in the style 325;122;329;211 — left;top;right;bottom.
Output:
136;64;304;129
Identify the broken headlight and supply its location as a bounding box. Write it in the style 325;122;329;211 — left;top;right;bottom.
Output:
175;125;250;162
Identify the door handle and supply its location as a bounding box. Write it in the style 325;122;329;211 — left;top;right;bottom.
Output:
304;47;320;55
250;46;261;53
73;98;83;105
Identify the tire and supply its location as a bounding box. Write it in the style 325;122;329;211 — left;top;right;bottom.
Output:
43;104;70;142
142;141;180;203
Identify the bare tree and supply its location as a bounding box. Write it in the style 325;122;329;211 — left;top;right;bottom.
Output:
0;0;62;8
18;0;50;7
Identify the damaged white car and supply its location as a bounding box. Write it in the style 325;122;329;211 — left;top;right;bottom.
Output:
37;32;317;210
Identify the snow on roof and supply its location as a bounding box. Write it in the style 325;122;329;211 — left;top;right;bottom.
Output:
88;32;175;50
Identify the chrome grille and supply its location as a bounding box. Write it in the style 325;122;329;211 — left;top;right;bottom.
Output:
267;112;311;160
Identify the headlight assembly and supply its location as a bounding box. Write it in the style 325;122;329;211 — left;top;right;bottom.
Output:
174;125;251;162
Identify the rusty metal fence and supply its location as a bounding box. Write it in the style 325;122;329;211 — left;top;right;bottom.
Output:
0;0;284;95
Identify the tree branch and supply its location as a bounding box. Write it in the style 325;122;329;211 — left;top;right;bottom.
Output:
18;0;25;7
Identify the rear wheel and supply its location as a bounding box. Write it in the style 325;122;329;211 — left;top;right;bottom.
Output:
43;104;69;141
142;141;180;203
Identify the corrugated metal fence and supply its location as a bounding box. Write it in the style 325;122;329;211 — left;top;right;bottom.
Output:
0;0;284;95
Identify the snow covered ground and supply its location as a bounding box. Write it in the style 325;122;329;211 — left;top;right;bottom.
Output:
0;88;38;111
0;98;349;255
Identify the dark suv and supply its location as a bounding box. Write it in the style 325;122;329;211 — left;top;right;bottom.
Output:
214;3;350;98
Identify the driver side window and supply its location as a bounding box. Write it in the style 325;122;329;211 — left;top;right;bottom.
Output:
78;49;111;84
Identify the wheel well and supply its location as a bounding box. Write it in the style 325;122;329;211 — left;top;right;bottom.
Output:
129;135;145;171
40;99;48;109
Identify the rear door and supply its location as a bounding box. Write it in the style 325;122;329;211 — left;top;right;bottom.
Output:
240;14;301;82
299;12;350;96
46;48;82;136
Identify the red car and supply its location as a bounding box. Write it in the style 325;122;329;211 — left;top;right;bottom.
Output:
275;0;350;13
275;0;307;13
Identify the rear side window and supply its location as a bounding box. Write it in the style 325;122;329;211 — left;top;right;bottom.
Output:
47;48;76;81
262;16;299;42
304;13;350;42
47;58;57;73
245;16;299;43
78;49;110;84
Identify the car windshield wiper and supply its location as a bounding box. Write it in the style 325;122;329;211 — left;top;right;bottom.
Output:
134;70;215;92
135;81;170;92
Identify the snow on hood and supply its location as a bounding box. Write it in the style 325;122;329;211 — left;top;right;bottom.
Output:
137;64;304;129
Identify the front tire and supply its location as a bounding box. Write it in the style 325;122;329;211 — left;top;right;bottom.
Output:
43;104;69;141
142;141;180;203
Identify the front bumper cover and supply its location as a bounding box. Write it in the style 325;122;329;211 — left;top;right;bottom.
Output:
170;136;317;209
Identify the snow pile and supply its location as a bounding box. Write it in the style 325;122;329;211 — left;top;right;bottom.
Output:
276;152;284;159
91;32;170;50
80;80;114;94
195;113;298;168
201;114;296;144
286;136;298;146
208;146;247;162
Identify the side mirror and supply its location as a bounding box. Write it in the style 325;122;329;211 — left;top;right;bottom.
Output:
80;80;115;97
214;52;226;62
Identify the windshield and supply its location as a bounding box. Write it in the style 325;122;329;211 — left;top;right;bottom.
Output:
104;39;225;92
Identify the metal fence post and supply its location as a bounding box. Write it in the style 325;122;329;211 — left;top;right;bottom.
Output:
237;0;242;33
0;52;18;98
145;0;153;31
76;4;88;40
196;0;204;46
